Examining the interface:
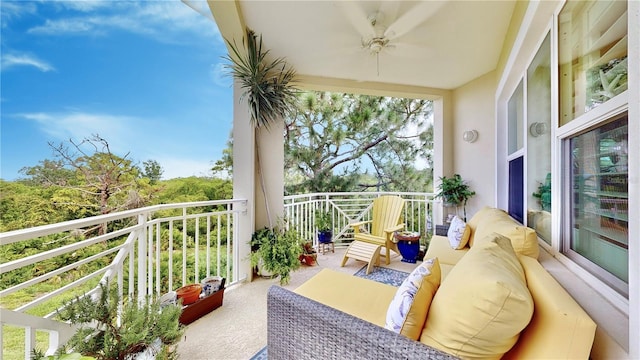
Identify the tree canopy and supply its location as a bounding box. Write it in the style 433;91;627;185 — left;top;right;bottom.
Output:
284;91;433;194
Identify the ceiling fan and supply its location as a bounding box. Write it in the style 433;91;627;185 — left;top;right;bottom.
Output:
340;1;445;75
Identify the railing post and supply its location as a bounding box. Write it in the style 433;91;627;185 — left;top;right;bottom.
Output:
137;213;147;302
24;326;35;360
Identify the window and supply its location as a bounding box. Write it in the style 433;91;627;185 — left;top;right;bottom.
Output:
559;0;630;298
526;33;552;244
508;81;524;155
558;1;628;125
565;112;628;296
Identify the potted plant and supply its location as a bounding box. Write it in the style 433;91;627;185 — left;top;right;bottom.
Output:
250;223;301;285
315;210;333;244
55;281;183;360
435;174;476;221
532;172;551;212
299;241;317;266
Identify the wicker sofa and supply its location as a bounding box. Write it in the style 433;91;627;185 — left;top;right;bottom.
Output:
267;207;597;359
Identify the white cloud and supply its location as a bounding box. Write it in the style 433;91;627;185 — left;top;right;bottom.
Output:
16;111;216;179
157;157;213;179
18;111;134;152
27;1;222;44
28;18;96;34
211;62;232;88
1;1;37;27
1;53;55;72
55;0;111;12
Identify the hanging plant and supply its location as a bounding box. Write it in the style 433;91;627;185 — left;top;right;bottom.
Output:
223;28;298;129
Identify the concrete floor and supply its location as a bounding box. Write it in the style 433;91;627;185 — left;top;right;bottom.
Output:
176;247;417;360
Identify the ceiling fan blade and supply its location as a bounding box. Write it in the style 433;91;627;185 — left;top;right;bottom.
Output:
339;2;376;38
384;1;446;40
378;1;400;27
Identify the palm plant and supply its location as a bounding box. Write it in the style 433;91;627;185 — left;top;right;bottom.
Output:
223;28;298;227
224;28;297;129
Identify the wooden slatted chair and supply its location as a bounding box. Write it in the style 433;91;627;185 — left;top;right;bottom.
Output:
349;195;405;265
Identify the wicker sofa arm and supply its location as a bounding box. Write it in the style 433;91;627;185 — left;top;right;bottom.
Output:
267;286;458;360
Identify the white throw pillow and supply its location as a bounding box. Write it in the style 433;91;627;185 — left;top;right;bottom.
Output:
384;258;441;340
447;216;471;250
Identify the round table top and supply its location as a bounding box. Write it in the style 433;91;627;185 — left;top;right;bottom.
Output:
394;231;420;241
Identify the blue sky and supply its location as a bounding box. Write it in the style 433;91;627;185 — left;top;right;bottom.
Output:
1;0;232;181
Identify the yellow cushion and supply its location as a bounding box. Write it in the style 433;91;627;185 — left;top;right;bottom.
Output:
420;233;534;359
503;255;596;359
466;206;494;246
425;235;468;267
295;269;396;326
385;258;441;340
472;207;540;259
447;216;471;249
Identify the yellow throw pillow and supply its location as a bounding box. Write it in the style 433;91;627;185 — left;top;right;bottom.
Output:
447;216;471;249
473;209;539;258
385;257;441;340
420;234;534;360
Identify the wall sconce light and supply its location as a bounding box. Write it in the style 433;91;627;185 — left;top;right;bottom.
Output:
462;130;478;143
529;122;548;137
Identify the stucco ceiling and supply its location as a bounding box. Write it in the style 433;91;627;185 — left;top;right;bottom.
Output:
225;1;516;91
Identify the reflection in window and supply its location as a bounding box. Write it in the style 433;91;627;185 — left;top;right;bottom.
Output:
558;0;628;124
567;113;628;296
508;81;524;155
526;33;551;244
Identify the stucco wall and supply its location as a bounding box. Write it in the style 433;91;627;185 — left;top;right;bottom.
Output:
451;71;497;219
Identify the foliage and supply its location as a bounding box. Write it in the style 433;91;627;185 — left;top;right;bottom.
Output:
141;159;164;184
435;174;475;206
211;134;233;178
435;174;475;220
223;28;298;129
314;210;332;231
17;135;159;231
250;225;301;285
56;281;183;360
532;173;551;212
153;176;232;205
32;349;95;360
284;91;433;193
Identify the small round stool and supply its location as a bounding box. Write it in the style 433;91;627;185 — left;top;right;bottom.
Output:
318;241;335;254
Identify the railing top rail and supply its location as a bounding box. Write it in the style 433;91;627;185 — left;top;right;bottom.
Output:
284;191;434;201
0;199;247;245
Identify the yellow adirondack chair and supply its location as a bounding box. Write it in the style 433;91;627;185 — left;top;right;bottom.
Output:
350;195;405;265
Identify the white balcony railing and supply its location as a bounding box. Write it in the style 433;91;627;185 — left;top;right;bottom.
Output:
1;192;433;359
284;192;435;248
0;199;247;360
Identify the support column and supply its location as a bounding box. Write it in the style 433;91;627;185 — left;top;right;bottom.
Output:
255;122;285;230
232;81;255;283
433;93;454;225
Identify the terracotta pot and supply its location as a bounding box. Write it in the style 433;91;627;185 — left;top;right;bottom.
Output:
299;254;317;266
176;284;202;305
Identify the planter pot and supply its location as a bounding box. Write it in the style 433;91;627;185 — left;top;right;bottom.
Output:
299;254;317;266
176;284;202;305
318;230;333;244
257;258;275;278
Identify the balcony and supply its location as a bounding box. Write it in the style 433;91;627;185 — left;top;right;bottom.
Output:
0;192;433;360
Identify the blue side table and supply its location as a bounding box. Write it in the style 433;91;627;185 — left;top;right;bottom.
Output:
394;231;421;263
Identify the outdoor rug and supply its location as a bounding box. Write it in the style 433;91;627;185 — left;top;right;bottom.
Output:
353;265;410;287
249;266;410;360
